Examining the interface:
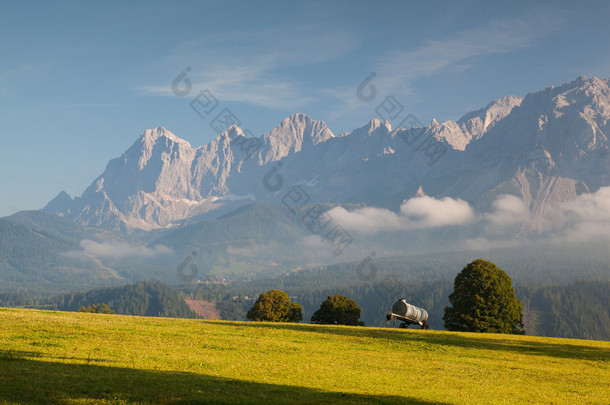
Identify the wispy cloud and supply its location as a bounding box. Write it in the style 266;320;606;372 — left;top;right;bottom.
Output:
138;6;570;120
0;62;53;95
139;25;357;109
374;7;568;95
327;6;570;118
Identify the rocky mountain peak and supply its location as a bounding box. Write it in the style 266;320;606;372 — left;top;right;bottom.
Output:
282;112;312;126
260;114;334;162
44;191;73;214
140;127;185;144
215;125;245;146
272;113;334;143
369;118;392;132
351;118;392;138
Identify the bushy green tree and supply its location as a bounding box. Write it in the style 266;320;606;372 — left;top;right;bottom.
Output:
311;295;364;326
444;259;524;334
247;289;302;322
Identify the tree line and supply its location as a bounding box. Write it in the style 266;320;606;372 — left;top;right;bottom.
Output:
185;263;609;340
0;281;197;318
1;261;608;340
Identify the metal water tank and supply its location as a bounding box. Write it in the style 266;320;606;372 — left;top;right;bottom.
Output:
391;299;429;324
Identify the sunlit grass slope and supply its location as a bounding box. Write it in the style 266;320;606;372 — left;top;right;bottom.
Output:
0;308;608;404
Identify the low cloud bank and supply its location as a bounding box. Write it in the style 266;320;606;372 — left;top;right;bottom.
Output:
327;187;610;246
545;187;610;242
327;195;475;233
73;240;173;260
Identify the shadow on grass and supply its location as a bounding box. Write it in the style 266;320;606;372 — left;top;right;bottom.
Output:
211;321;610;362
0;350;443;405
0;349;111;363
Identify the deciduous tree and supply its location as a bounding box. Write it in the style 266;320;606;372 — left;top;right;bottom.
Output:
311;295;364;326
444;259;524;334
247;289;302;322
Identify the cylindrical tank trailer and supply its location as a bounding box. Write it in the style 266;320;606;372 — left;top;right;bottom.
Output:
386;299;429;329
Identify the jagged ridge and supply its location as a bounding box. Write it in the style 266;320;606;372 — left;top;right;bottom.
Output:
44;77;610;231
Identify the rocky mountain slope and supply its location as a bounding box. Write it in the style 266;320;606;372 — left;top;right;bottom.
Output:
44;76;610;232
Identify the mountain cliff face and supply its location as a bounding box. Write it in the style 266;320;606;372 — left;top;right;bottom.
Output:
44;114;336;229
44;77;610;231
452;76;610;228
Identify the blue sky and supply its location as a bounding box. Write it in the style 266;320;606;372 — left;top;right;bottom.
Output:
1;0;610;217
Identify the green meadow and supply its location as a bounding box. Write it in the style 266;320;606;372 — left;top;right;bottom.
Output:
0;307;608;404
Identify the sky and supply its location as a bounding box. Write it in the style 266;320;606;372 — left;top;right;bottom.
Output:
1;0;610;217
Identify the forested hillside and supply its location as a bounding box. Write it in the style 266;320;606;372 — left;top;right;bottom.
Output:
517;281;610;340
1;281;196;319
6;210;99;243
50;281;196;318
0;218;102;293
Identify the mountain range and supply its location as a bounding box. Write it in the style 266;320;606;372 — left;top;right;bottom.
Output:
43;76;610;234
2;75;610;294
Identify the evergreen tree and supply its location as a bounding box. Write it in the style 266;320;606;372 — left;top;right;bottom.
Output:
443;259;524;334
311;295;364;326
247;290;302;322
79;303;115;314
101;303;115;314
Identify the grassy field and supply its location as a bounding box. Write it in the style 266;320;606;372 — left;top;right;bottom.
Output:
0;308;608;404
